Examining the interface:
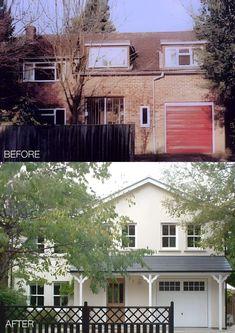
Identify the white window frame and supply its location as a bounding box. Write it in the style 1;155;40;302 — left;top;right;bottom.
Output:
23;61;63;82
140;106;150;128
38;108;66;125
159;281;181;291
122;224;136;248
29;284;44;306
88;46;129;69
165;46;200;68
85;97;124;125
183;281;205;291
161;223;177;249
36;236;45;253
53;282;69;306
187;225;201;249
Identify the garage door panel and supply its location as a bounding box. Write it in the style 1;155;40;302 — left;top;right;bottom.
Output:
166;105;213;154
157;280;208;327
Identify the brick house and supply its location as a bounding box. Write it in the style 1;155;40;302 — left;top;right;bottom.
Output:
22;27;225;156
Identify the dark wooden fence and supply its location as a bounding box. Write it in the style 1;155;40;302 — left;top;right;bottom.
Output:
0;302;174;333
0;125;135;162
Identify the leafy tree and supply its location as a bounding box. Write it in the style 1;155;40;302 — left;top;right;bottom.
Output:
162;162;235;283
69;0;116;33
0;0;37;123
194;1;235;149
194;0;235;102
0;163;148;292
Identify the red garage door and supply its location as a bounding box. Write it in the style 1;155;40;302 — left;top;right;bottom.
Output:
166;104;213;154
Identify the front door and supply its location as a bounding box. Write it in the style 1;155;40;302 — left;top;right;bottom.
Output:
107;278;125;323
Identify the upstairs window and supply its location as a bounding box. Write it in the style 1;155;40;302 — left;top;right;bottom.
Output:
23;62;62;81
165;47;200;68
122;224;136;248
88;47;129;68
187;225;201;248
162;224;176;248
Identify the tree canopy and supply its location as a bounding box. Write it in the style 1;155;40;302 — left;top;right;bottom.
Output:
0;163;148;292
194;0;235;104
162;162;235;281
69;0;116;34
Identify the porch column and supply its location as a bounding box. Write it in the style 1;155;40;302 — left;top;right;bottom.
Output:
212;274;229;331
74;275;88;306
142;274;159;306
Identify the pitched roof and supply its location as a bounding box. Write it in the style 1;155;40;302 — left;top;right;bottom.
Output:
70;256;232;274
26;30;201;73
102;177;171;202
126;256;232;273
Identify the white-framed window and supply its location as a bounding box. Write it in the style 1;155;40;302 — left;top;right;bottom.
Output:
86;97;124;124
35;109;65;125
53;242;64;254
159;281;180;291
88;46;129;68
183;281;205;291
36;237;45;253
162;224;176;248
140;106;150;128
122;224;136;248
187;225;201;248
165;47;200;68
29;284;44;306
53;282;69;306
23;62;64;81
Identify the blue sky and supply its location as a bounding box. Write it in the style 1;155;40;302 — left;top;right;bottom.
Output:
111;0;201;32
13;0;201;34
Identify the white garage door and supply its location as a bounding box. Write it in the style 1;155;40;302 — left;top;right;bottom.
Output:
157;280;208;327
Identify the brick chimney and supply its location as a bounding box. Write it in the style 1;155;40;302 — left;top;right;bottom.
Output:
25;25;36;42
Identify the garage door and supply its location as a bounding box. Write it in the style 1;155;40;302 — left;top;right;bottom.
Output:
157;280;208;327
166;104;213;154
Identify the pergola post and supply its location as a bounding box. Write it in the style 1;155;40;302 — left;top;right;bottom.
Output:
142;274;159;306
74;275;88;306
212;274;229;331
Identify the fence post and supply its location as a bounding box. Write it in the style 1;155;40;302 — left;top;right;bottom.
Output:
82;301;90;333
0;304;6;333
169;301;174;333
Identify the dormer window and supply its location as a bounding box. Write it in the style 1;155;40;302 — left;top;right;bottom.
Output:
87;42;130;69
165;46;201;68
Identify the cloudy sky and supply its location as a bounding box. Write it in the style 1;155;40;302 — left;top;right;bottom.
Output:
88;162;187;198
13;0;201;34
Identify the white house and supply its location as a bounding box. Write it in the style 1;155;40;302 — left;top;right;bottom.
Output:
18;177;232;330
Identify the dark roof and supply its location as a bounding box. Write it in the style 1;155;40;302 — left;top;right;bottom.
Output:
126;256;232;273
70;256;232;274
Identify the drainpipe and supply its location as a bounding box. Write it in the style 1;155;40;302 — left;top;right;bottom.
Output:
152;72;165;154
